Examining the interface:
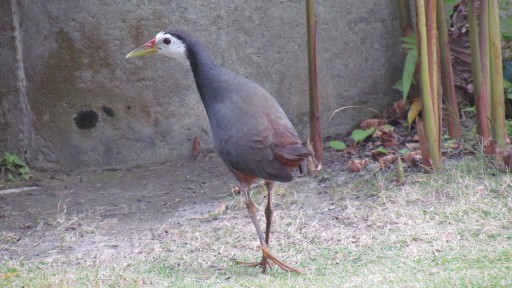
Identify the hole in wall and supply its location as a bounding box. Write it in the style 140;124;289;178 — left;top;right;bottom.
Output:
74;109;98;129
102;106;115;117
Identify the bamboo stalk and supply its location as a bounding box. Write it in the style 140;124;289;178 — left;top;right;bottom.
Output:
306;0;324;167
479;0;494;152
468;0;489;139
488;0;507;149
416;0;442;171
437;0;461;139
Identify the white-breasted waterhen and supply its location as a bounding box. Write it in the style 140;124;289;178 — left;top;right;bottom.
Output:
126;29;312;273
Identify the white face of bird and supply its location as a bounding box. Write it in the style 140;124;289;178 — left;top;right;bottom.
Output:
126;31;187;60
154;31;187;58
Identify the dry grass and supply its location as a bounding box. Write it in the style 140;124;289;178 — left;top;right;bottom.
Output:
1;156;512;287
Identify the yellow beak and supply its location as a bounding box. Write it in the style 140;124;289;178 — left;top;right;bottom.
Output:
126;38;158;58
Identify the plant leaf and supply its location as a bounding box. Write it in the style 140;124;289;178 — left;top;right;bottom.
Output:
351;127;376;143
376;146;389;154
503;78;512;100
408;98;423;127
398;148;411;155
402;48;418;101
329;140;347;150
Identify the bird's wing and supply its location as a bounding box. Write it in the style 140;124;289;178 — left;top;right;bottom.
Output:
209;83;300;182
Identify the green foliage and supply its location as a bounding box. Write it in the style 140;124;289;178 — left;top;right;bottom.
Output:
398;148;411;155
351;127;376;144
506;120;512;136
462;106;477;113
444;0;459;8
329;140;347;150
504;79;512;100
383;124;395;131
376;146;389;154
394;34;418;102
500;0;512;41
1;152;30;180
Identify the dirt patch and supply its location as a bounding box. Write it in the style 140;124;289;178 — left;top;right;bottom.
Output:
1;150;354;262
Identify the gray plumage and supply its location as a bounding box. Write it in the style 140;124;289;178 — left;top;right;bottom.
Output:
167;29;311;183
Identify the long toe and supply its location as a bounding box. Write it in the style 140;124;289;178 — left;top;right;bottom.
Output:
239;256;272;273
261;247;302;274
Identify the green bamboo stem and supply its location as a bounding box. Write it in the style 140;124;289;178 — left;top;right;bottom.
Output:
479;0;493;152
416;0;442;171
488;0;507;149
437;0;461;139
468;0;489;139
306;0;324;165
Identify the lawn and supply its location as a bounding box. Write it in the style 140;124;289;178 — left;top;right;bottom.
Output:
1;155;511;287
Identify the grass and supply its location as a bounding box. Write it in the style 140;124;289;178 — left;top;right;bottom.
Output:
1;155;512;287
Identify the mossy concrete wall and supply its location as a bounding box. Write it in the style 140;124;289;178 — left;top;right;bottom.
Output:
0;0;402;170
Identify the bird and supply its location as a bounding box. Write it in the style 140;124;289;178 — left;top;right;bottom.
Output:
126;29;313;273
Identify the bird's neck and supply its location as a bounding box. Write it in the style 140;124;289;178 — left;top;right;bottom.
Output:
184;42;225;109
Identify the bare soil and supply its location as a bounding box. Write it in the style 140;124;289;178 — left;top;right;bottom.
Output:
0;150;352;262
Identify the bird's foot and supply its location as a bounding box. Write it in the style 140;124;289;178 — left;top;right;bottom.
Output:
238;247;302;274
239;256;272;273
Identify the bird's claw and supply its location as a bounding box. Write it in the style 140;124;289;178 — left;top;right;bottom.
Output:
238;247;302;274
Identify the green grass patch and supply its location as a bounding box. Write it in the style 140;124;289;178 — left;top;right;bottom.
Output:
1;156;511;287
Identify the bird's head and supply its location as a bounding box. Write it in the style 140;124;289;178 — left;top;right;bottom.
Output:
126;30;187;59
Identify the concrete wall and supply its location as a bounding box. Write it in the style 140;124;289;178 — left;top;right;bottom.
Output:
0;0;402;170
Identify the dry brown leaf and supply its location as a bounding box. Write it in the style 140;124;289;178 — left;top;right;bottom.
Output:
346;159;369;172
403;151;422;166
379;155;399;168
380;130;399;147
384;100;406;123
360;119;386;129
371;150;389;161
192;136;201;158
405;143;421;151
344;143;358;155
393;101;406;118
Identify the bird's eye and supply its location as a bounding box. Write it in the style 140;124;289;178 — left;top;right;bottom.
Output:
163;38;171;45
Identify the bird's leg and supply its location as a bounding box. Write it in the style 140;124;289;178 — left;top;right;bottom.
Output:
239;182;302;274
264;181;274;246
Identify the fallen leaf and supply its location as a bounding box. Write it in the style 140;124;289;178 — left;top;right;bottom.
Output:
408;98;423;127
380;129;399;147
405;142;421;151
371;149;389;161
347;159;369;172
360;119;386;129
384;100;406;123
344;143;358;155
379;155;399;168
403;151;422;166
192;137;201;158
